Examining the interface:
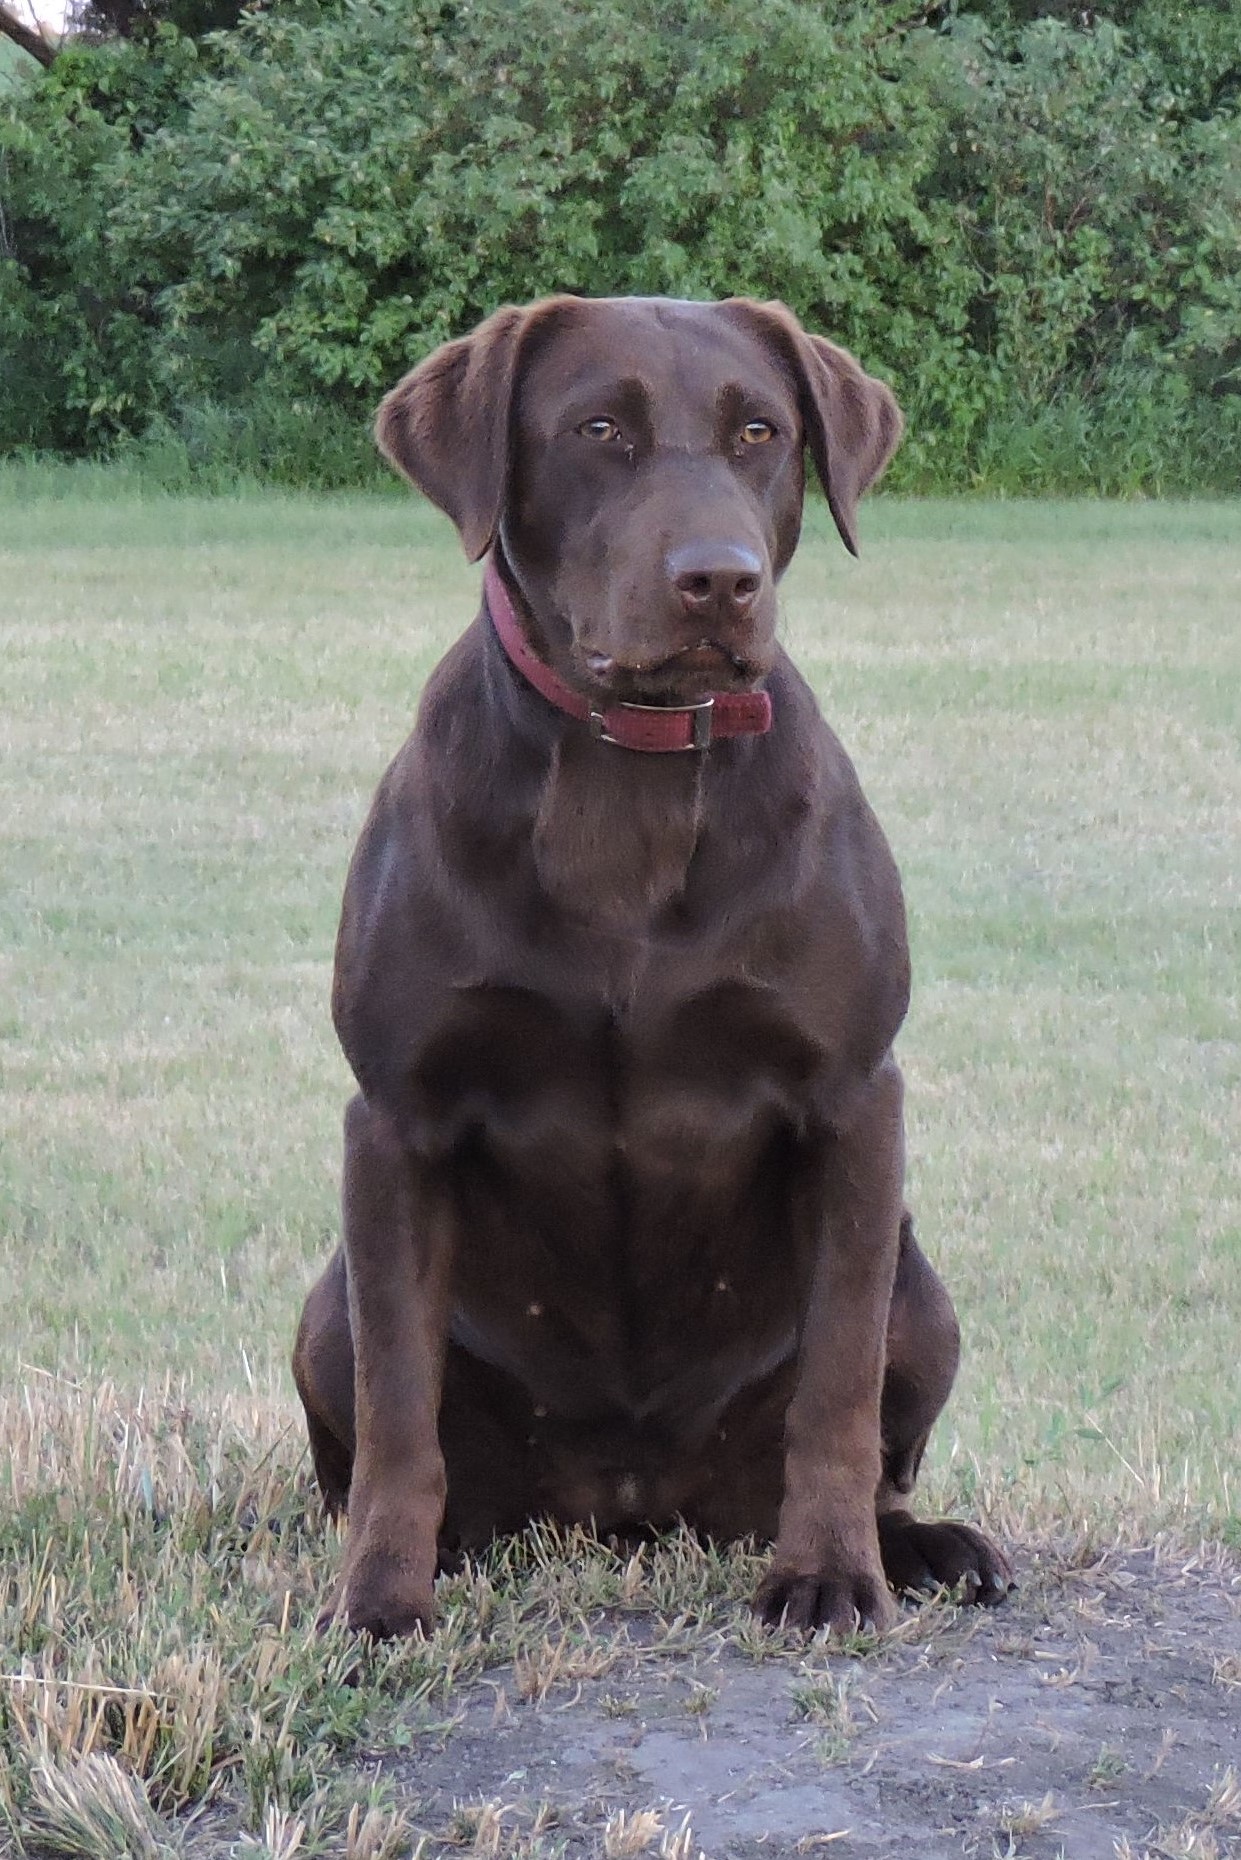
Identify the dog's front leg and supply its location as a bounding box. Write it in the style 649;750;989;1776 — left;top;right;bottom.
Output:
756;1058;905;1635
326;1093;452;1640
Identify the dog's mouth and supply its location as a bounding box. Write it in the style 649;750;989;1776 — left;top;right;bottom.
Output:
582;640;764;703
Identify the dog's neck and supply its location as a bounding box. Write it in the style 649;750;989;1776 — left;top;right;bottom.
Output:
532;724;706;936
485;551;711;934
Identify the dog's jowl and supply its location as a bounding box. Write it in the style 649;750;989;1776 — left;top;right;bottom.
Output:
293;295;1013;1640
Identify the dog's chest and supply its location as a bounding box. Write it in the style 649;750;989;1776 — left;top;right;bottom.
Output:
418;967;827;1414
415;967;823;1185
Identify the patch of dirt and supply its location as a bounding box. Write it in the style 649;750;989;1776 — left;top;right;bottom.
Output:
389;1546;1240;1858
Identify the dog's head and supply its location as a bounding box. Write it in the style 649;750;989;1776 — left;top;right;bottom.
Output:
377;296;902;706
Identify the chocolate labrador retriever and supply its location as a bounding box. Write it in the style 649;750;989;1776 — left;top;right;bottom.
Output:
293;294;1012;1640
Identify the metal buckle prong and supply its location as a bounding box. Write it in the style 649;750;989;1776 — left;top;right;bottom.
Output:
690;696;714;750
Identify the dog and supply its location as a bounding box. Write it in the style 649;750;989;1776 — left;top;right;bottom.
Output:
293;294;1013;1639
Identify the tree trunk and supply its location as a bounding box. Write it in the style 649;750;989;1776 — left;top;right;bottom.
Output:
0;4;57;67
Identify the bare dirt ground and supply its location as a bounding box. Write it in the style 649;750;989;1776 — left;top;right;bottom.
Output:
176;1540;1241;1859
377;1545;1240;1860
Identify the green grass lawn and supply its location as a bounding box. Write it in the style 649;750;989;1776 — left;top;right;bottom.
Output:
2;471;1238;1539
1;470;1239;1854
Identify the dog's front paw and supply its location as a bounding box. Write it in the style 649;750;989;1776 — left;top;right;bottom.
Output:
753;1559;898;1636
321;1544;435;1641
877;1509;1014;1605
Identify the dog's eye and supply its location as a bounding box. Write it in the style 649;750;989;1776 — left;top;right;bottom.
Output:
579;418;621;443
740;420;775;446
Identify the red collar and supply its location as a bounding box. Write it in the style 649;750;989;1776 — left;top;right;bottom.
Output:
484;559;773;753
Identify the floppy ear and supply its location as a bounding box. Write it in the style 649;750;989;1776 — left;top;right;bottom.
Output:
375;299;569;562
722;299;903;557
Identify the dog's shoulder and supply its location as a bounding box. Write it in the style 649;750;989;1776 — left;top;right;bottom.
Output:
760;652;902;877
756;653;910;1073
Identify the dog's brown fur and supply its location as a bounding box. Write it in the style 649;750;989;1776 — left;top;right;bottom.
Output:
293;295;1012;1639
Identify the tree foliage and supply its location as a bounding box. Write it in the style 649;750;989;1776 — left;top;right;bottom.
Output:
2;0;1238;489
72;0;248;39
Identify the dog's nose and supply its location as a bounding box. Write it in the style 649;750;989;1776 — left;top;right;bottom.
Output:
666;543;764;624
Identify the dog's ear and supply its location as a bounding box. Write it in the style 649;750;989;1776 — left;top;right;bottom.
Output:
722;299;903;557
375;299;569;561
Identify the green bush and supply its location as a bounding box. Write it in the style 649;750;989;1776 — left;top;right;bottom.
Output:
0;29;203;449
1;0;1238;490
905;4;1241;488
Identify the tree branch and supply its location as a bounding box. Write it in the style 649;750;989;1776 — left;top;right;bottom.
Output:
0;3;58;68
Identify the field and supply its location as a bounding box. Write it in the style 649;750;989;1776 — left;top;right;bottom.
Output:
1;470;1238;1857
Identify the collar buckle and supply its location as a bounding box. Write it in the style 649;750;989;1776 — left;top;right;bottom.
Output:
589;696;715;751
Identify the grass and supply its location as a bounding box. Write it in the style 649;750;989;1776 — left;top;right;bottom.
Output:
1;465;1239;1848
0;1380;775;1852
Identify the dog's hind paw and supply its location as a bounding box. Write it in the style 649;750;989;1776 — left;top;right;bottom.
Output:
877;1509;1014;1605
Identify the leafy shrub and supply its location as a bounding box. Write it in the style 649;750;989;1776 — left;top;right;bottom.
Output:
1;0;1238;490
0;29;202;449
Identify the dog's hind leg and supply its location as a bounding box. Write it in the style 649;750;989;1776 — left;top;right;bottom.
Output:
292;1246;356;1517
876;1213;1014;1604
878;1212;959;1501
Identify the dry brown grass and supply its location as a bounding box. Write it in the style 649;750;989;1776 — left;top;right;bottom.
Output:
0;1374;1088;1850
